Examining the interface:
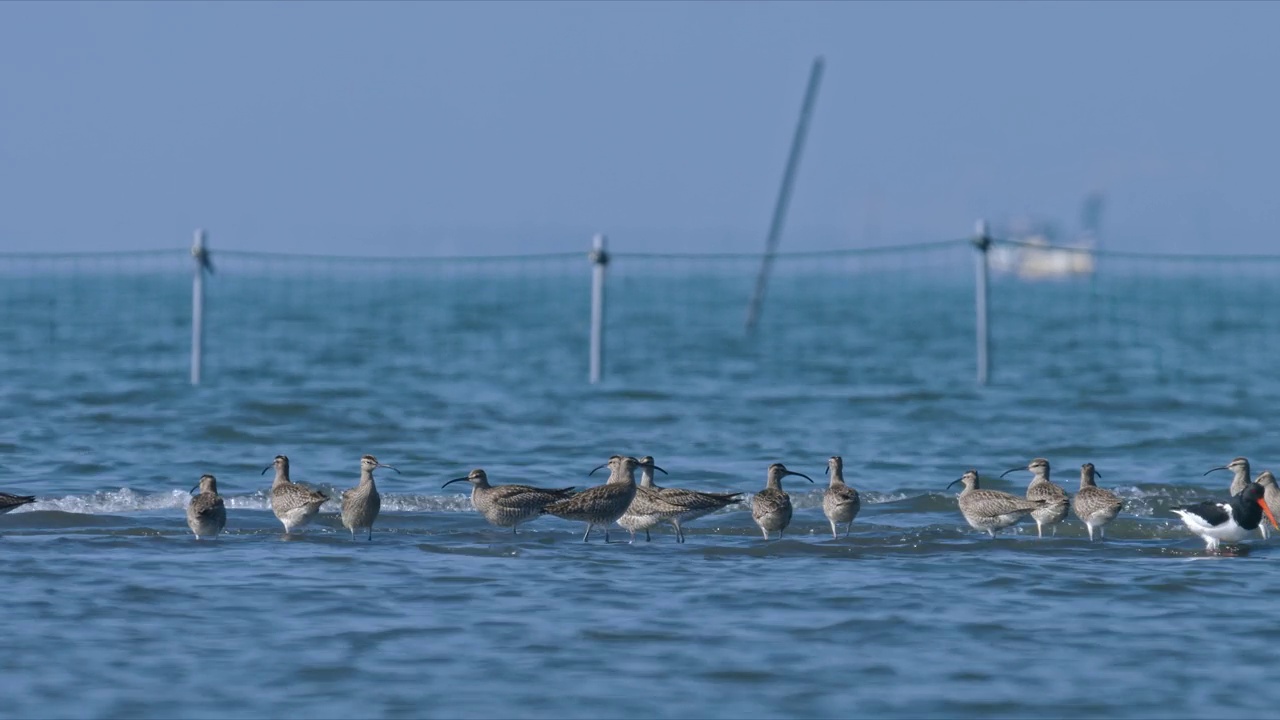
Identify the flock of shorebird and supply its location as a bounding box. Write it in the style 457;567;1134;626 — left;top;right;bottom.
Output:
953;455;1279;552
0;453;1275;552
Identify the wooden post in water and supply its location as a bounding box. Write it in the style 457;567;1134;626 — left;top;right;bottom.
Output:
744;56;825;334
973;220;991;386
588;233;608;384
190;229;211;386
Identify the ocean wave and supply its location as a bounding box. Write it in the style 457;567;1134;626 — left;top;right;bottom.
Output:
16;488;481;515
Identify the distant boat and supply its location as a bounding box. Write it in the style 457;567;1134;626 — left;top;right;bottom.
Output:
988;233;1096;279
988;193;1104;280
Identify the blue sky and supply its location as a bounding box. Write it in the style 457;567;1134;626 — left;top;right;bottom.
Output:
1;1;1276;255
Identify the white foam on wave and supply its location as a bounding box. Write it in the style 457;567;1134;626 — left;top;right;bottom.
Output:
19;488;479;515
28;488;190;515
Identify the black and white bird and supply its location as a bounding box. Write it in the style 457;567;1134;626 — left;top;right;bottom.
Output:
1171;482;1280;552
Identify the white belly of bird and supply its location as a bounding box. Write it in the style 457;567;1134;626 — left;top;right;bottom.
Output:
279;506;319;532
617;512;662;532
1031;503;1068;527
970;512;1025;532
1173;509;1249;544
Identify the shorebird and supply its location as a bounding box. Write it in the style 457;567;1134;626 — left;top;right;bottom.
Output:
822;456;860;539
751;463;813;540
442;469;575;534
1253;471;1280;540
263;455;329;535
948;470;1045;537
636;456;743;544
186;474;226;540
0;491;36;515
1205;457;1252;497
1001;458;1069;537
1171;481;1279;552
616;458;686;542
341;455;399;541
542;455;640;542
1071;463;1122;541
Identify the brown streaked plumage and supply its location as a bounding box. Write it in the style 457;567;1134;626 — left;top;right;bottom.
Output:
1001;458;1069;537
263;455;329;534
949;470;1045;538
634;456;743;544
542;455;640;543
822;456;861;539
616;457;685;542
751;463;813;540
443;468;575;534
341;455;398;541
186;474;226;540
1071;463;1122;541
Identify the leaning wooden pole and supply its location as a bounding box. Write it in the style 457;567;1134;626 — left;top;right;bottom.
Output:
744;56;825;334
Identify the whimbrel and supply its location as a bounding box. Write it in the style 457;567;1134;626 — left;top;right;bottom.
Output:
822;456;861;539
263;455;329;534
341;455;399;541
751;463;813;540
616;458;685;542
1001;458;1069;537
1071;463;1122;541
1205;457;1252;497
1172;482;1279;552
948;470;1045;537
186;474;226;540
636;456;742;543
1254;470;1280;540
0;492;36;515
442;469;575;534
542;455;640;542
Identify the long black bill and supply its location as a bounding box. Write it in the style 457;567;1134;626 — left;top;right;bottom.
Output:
784;470;814;483
947;477;963;489
589;464;607;476
261;465;273;475
189;484;200;495
441;477;469;488
377;463;402;474
999;467;1023;478
1203;466;1230;476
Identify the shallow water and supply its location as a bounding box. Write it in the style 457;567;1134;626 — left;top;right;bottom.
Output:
4;250;1280;719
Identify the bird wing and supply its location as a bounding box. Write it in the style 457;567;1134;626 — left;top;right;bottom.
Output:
627;487;685;515
189;493;225;518
0;492;36;509
1172;501;1231;529
490;486;572;509
752;489;788;518
661;488;743;511
275;483;328;507
1027;482;1069;504
964;489;1042;514
1093;488;1124;511
826;485;860;507
544;484;627;516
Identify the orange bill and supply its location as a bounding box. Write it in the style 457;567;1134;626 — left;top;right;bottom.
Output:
1258;498;1280;530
